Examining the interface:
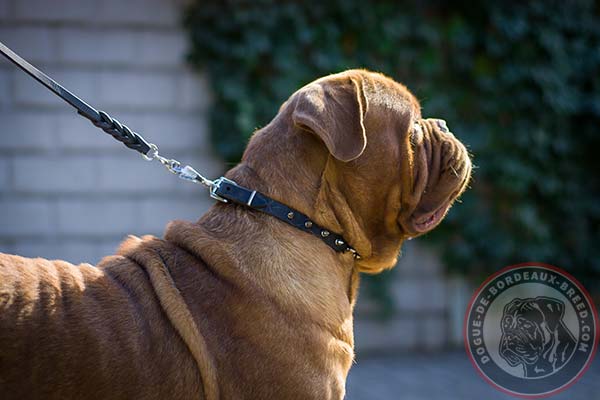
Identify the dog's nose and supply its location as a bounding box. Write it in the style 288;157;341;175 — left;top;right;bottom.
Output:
435;119;449;133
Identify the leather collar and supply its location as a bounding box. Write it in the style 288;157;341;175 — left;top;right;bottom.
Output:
210;177;360;259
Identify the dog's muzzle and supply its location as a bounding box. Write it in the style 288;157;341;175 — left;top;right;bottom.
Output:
400;118;471;236
500;330;540;365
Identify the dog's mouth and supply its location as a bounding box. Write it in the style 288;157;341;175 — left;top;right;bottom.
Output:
411;201;452;233
399;184;465;239
405;186;463;236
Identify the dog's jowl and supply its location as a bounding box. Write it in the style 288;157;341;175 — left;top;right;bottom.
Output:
0;70;471;400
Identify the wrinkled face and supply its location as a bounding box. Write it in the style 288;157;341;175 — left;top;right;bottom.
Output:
500;302;547;366
398;118;471;237
341;72;471;271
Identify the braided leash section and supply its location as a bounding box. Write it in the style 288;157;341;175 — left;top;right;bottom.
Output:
91;110;151;155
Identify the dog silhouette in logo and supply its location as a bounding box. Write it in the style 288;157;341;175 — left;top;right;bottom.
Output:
499;296;576;378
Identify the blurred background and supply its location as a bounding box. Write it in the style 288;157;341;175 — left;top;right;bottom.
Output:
0;0;599;399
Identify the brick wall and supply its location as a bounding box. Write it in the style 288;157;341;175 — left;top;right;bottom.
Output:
0;0;222;264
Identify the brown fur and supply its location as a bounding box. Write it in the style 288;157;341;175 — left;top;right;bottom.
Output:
0;70;470;399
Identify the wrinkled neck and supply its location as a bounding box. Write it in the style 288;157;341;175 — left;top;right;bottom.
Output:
208;120;363;312
227;122;387;272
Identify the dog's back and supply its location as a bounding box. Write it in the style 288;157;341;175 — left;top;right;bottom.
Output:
0;250;202;400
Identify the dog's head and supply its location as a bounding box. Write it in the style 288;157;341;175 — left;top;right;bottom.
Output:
239;70;471;273
499;297;574;371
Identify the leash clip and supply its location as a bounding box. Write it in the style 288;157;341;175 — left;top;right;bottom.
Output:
143;143;215;188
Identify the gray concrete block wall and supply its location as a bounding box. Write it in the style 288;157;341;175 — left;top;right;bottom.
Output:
0;0;222;264
354;241;470;354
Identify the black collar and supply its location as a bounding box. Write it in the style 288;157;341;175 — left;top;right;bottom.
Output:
210;177;360;259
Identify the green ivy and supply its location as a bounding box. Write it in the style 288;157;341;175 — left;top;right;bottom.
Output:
184;0;600;306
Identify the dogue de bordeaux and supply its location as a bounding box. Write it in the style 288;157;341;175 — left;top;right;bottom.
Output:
500;296;576;378
0;69;471;399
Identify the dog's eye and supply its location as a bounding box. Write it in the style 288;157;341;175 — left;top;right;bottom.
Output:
517;317;533;330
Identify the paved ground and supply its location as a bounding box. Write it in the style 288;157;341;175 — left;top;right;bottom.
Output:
346;351;600;400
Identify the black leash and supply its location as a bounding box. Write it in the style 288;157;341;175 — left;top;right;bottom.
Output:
0;41;152;156
0;41;360;259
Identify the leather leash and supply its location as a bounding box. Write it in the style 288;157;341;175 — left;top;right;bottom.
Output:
0;40;360;259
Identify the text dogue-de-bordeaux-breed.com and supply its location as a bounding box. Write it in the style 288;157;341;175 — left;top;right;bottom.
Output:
0;70;471;400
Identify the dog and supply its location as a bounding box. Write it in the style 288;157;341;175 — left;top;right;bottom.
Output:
499;296;577;378
0;69;471;399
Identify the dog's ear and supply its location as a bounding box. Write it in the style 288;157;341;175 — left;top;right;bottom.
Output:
292;76;368;162
534;296;565;332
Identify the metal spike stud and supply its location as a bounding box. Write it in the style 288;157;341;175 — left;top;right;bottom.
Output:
348;248;361;259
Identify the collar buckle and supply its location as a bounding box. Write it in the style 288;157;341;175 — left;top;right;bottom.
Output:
209;176;237;203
